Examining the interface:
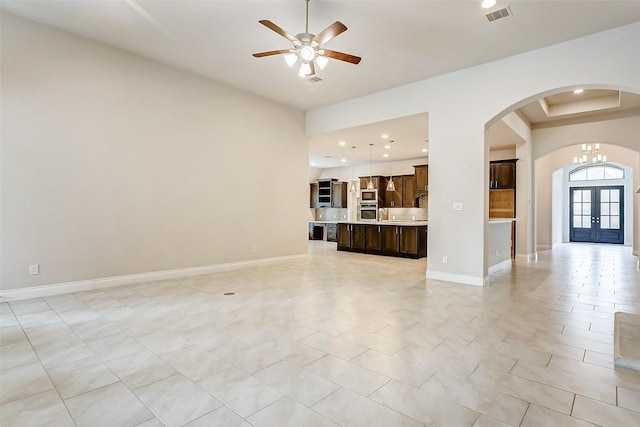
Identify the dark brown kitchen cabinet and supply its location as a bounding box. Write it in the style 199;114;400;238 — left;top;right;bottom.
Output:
360;175;385;190
383;175;416;208
381;226;399;254
414;165;428;194
337;223;351;249
317;179;333;207
338;223;427;259
312;179;347;208
489;160;516;189
403;175;416;207
332;182;348;208
489;159;517;258
382;225;426;257
399;226;420;255
337;223;365;252
365;224;383;253
309;183;319;208
352;224;366;250
383;176;403;208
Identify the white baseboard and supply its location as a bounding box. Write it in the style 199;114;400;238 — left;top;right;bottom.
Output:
426;270;488;287
488;259;512;275
537;244;552;251
516;253;538;262
0;254;308;302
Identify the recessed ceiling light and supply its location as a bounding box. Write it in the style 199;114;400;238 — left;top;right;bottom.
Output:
341;158;347;162
574;88;584;94
311;162;316;166
338;141;346;146
421;148;428;153
381;134;388;139
384;145;391;149
481;0;496;8
383;153;389;158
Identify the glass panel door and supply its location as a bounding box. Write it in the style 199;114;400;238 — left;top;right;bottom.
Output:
570;186;624;244
595;186;624;244
570;188;595;242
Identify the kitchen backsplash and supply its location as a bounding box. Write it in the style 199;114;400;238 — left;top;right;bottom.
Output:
379;207;427;221
311;208;348;221
311;207;427;221
311;195;428;221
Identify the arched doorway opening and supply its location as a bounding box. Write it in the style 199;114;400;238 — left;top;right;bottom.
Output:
484;86;640;274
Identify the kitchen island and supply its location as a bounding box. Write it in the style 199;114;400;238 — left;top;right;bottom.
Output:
337;221;428;259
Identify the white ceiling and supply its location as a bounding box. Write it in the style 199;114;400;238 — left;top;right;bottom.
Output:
3;0;640;168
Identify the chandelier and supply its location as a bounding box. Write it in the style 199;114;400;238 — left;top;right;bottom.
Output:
574;143;607;164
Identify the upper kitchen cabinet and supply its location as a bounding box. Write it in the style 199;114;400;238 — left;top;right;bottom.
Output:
311;179;348;208
414;165;428;195
383;176;403;208
332;181;348;208
317;178;334;207
360;175;383;190
383;175;416;208
402;175;416;207
309;182;319;208
489;160;517;189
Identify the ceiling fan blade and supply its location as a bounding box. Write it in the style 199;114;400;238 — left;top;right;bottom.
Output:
321;49;361;65
252;49;291;58
258;20;298;43
312;21;347;46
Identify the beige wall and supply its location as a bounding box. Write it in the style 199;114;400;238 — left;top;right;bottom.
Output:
1;13;309;292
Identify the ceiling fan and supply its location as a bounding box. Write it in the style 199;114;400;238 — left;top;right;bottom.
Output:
252;0;361;77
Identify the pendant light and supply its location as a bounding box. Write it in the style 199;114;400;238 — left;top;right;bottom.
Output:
367;143;375;189
349;146;357;192
386;140;395;192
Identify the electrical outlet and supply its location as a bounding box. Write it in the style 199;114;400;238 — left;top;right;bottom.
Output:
453;202;464;211
442;256;448;264
252;246;257;253
29;264;39;275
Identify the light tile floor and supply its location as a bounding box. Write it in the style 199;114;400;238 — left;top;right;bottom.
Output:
1;241;639;427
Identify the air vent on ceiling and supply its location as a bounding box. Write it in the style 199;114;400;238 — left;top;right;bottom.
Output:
308;77;323;83
485;6;512;22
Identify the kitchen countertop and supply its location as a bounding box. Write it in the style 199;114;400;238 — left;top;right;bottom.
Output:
337;220;428;226
489;218;521;223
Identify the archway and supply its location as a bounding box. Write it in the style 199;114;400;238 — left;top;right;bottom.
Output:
484;86;640;275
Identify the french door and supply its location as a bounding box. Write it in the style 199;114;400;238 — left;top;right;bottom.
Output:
570;186;624;244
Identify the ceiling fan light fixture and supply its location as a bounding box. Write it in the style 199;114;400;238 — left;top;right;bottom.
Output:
300;45;315;62
298;62;312;76
284;53;298;68
316;55;329;70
